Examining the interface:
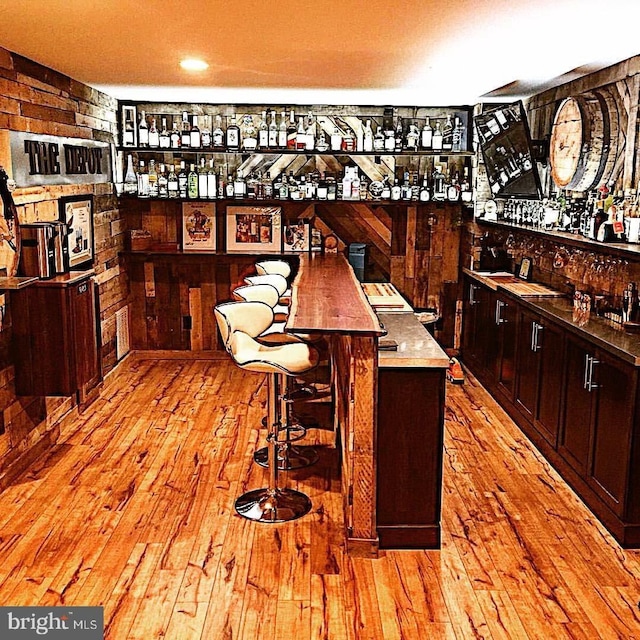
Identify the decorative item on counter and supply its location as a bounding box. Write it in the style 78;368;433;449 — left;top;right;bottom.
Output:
311;228;322;252
517;256;532;280
572;290;591;327
552;248;569;269
130;229;153;251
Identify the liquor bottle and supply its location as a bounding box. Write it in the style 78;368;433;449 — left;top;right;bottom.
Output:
254;171;265;200
137;160;149;198
405;122;419;152
287;109;297;149
234;170;246;199
241;115;257;151
159;117;171;149
401;172;412;201
432;122;443;151
217;169;225;198
326;174;337;200
342;127;356;152
187;163;199;198
124;154;137;194
330;125;342;152
486;112;500;136
263;172;274;199
170;120;181;148
289;173;300;200
296;117;306;151
226;115;240;150
419;174;431;202
268;111;278;148
148;117;160;148
421;118;433;149
138;111;149;148
316;129;329;152
495;109;508;130
212;115;225;148
363;120;374;152
259;110;269;149
384;124;395;152
305;112;315;151
394;117;404;152
452;116;463;152
317;173;328;200
432;164;446;201
279;174;289;199
148;159;159;197
246;172;258;199
447;171;460;201
225;175;235;198
351;168;361;201
190;115;201;149
373;125;385;152
198;158;208;198
123;113;135;147
181;112;191;148
380;176;391;199
390;178;401;201
278;111;287;148
167;164;179;199
157;163;169;198
442;115;453;151
201;115;212;148
178;161;188;198
207;159;217;199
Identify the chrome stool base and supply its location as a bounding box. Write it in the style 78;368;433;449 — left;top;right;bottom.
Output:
235;487;312;523
254;444;319;470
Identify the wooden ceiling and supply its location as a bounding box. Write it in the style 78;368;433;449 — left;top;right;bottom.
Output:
0;0;639;104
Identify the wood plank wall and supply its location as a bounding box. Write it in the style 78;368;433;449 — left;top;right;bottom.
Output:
0;47;128;486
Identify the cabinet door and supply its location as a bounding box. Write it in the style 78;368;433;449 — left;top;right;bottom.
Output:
559;335;594;475
476;286;497;381
461;279;482;370
495;294;517;399
588;353;635;516
514;309;540;422
535;319;564;448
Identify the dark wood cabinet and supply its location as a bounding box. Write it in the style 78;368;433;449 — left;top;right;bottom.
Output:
12;272;102;402
461;277;495;381
495;293;517;400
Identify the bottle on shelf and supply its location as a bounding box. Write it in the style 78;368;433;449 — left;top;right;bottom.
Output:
213;115;225;149
421;118;433;150
190;115;201;149
384;122;395;152
167;164;179;199
442;115;453;151
159;117;171;149
241;115;257;151
263;172;274;199
394;116;404;152
287;109;297;149
226;114;240;150
187;163;199;198
278;111;287;148
201;115;212;148
316;128;329;152
178;161;188;198
432;122;443;151
405;122;419;152
225;175;235;198
137;160;149;198
317;173;328;200
123;113;135;147
124;154;137;195
460;166;472;203
296;117;307;151
148;159;159;197
148;117;160;148
447;170;460;201
278;173;289;199
289;173;301;200
374;124;385;152
363;120;374;153
234;170;246;198
198;158;208;198
157;163;169;198
326;174;337;200
342;126;356;152
432;164;446;201
330;125;343;152
305;112;315;151
259;110;269;149
138;110;149;148
452;116;464;152
170;119;181;149
390;177;401;201
246;171;258;199
419;173;431;202
401;172;412;201
207;159;217;199
181;112;191;148
268;111;278;148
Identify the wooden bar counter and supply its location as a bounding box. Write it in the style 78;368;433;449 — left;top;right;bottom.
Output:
287;254;448;555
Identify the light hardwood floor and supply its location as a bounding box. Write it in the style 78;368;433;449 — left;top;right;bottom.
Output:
0;355;639;639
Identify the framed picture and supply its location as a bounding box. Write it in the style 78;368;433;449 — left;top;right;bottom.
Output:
283;220;310;252
182;202;216;252
59;194;94;270
518;256;532;281
226;206;282;253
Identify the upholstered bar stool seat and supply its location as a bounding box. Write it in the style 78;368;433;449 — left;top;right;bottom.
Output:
214;300;319;523
243;274;290;319
255;259;292;297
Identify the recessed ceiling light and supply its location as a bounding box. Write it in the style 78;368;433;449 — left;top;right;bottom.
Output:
180;58;209;72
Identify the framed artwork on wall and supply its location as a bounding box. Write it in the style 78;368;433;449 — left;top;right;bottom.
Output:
283;220;310;252
226;206;282;253
182;202;216;252
59;194;94;270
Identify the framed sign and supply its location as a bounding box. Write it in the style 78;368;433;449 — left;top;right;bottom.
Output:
283;220;310;252
226;206;282;253
59;194;94;270
182;202;216;252
518;256;532;281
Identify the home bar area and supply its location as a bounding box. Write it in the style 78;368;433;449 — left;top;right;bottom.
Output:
1;5;640;635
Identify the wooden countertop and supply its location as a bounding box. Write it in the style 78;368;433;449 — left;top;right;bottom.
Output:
33;269;95;287
286;253;384;335
378;312;450;368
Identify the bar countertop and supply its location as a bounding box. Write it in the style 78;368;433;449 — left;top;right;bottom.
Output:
286;253;384;335
377;312;450;368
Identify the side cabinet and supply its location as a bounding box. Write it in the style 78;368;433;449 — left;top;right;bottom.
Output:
12;272;102;402
461;277;495;383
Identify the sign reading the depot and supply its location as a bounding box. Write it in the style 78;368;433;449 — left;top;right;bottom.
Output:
10;132;112;187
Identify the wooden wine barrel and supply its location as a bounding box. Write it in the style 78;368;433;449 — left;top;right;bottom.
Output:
550;89;620;192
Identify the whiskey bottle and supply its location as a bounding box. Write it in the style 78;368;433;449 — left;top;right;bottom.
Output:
460;167;472;203
207;159;217;199
405;122;419;152
167;164;179;199
373;125;385;152
330;125;342;152
384;125;395;152
452;116;463;152
181;112;191;148
419;174;431;202
226;115;240;150
442;116;453;151
305;112;315;151
123;113;135;147
148;117;160;148
432;164;446;201
170;120;181;148
363;120;374;153
258;111;269;149
178;161;188;198
342;127;356;152
268;111;278;148
138;110;149;148
159;117;171;149
124;154;137;195
401;172;412;201
225;175;235;199
187;163;199;198
233;169;246;198
394;117;404;152
157;163;169;198
287;109;297;149
201;115;212;148
198;158;208;198
278;111;287;148
421;118;433;150
190;115;201;149
432;122;443;151
212;115;225;148
148;159;159;198
296;117;306;151
447;171;460;201
137;160;149;198
390;178;401;201
263;172;274;199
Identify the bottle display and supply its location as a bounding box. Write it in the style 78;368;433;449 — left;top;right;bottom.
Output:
148;117;160;148
138;111;149;148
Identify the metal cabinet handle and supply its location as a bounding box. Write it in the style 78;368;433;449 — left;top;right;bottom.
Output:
583;354;600;392
469;284;479;305
533;323;543;352
495;300;506;325
583;354;590;390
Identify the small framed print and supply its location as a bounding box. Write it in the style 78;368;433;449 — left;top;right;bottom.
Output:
59;194;94;270
518;256;532;281
182;202;216;252
283;220;310;252
226;206;282;253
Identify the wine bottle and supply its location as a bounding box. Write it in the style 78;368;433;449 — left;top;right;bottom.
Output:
178;161;188;198
278;111;287;148
268;111;278;148
226;115;240;150
198;158;208;198
201;115;212;148
421;118;433;150
157;163;169;198
363;120;374;153
167;164;179;199
287;109;297;149
181;112;191;148
190;115;201;149
170;120;181;149
147;159;158;197
138;110;149;148
148;117;160;148
207;159;217;200
259;110;270;149
187;163;199;198
159;117;171;149
212;115;225;148
124;154;137;195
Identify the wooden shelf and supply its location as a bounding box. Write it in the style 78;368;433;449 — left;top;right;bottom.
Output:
117;147;473;157
0;276;39;290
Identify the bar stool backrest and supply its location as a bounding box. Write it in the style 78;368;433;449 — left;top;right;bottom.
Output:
244;273;288;297
255;260;292;280
214;300;274;349
232;283;280;308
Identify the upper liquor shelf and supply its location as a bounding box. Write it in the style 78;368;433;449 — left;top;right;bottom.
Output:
118;101;474;157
